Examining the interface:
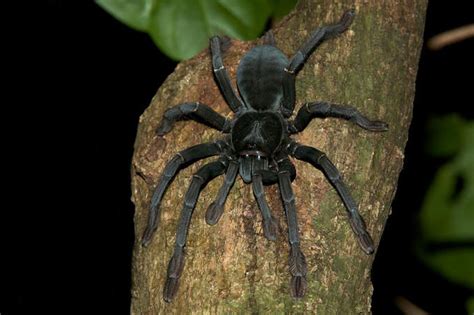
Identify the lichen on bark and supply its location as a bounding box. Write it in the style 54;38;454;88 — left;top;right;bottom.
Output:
130;0;427;313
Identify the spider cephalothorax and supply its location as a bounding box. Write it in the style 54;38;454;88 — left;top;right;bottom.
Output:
142;9;388;302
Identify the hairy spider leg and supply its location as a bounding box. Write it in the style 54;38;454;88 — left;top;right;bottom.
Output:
164;160;227;302
205;160;239;225
281;9;356;117
277;160;308;298
252;172;279;241
291;143;375;254
249;152;296;241
142;141;225;246
210;36;244;113
157;102;230;135
289;101;389;134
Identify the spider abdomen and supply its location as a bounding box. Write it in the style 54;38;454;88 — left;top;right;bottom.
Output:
237;45;289;111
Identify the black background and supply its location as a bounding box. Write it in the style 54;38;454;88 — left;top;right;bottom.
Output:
2;1;473;314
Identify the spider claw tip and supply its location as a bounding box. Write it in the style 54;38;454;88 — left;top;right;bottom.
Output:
290;276;307;298
141;234;151;247
205;202;223;225
359;234;375;254
264;232;277;241
156;124;171;136
263;218;279;241
363;245;375;255
163;277;180;303
345;8;356;16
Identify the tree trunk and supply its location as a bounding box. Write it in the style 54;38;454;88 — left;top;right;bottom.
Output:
130;0;427;313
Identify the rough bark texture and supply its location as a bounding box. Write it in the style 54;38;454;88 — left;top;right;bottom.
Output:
131;0;427;313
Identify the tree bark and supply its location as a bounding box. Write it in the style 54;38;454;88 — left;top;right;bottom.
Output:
130;0;427;313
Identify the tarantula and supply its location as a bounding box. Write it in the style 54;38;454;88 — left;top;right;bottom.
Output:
142;9;388;302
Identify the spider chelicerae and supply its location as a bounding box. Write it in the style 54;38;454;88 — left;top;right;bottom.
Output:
142;9;388;302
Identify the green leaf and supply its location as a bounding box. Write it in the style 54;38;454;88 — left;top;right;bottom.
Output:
418;116;474;289
96;0;154;31
421;248;474;289
420;164;474;241
96;0;275;60
467;296;474;315
421;117;474;241
426;114;467;158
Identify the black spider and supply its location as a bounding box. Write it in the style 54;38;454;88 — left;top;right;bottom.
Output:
142;9;388;302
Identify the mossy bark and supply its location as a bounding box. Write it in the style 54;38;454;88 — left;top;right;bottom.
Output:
130;0;427;313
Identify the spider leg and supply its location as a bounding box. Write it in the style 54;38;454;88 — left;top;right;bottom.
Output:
210;36;244;113
164;160;227;302
142;141;225;246
289;102;388;134
255;169;279;185
252;173;279;241
254;165;295;185
205;160;239;225
288;9;355;73
277;163;307;298
290;143;375;254
281;9;355;117
157;102;231;135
